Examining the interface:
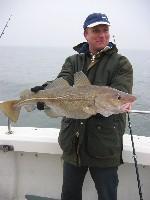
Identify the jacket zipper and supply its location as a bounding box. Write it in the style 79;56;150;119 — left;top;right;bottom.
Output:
75;131;80;166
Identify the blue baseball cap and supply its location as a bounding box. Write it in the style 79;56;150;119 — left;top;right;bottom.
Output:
83;13;110;29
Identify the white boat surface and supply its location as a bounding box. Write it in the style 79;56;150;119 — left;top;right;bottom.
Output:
0;124;150;200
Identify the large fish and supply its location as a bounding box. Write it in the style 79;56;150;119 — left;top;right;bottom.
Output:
0;71;136;122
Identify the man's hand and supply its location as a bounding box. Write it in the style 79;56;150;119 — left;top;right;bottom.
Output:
31;84;48;110
37;102;45;110
121;103;132;113
31;83;48;93
31;86;44;93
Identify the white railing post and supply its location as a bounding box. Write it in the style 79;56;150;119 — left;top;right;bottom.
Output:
7;118;13;134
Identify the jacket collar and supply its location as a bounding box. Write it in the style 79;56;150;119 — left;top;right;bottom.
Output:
73;42;117;54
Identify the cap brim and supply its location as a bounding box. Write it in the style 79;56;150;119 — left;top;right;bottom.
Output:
87;21;110;28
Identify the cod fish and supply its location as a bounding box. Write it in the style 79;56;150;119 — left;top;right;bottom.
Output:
0;71;136;123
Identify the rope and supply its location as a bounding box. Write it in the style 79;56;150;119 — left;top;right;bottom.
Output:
127;112;144;200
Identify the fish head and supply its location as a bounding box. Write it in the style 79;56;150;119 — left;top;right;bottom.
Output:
110;89;136;105
95;86;136;116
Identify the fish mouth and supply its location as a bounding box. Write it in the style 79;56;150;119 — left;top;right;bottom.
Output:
129;95;136;102
121;95;136;104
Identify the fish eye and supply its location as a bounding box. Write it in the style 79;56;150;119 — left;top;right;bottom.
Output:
117;94;121;100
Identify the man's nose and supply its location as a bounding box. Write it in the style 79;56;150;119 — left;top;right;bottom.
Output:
97;31;105;37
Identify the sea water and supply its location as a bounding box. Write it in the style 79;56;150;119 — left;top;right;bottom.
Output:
0;46;150;136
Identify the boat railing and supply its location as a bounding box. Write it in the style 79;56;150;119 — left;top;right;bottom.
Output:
130;110;150;114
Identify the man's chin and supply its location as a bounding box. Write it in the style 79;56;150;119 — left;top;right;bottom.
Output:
96;45;106;50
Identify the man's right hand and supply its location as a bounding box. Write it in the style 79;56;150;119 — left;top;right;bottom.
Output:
31;84;48;110
31;83;48;93
31;85;45;93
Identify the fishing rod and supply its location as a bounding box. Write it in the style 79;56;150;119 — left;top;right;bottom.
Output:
127;113;144;200
0;15;12;39
128;109;150;200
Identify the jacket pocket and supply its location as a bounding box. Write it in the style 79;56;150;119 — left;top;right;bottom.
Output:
86;116;122;159
58;117;77;154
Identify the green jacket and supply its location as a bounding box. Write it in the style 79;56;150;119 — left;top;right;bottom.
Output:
57;43;133;167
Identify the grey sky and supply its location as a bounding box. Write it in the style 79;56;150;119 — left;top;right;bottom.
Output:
0;0;150;49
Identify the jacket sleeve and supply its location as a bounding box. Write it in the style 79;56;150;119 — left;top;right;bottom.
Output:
110;56;133;94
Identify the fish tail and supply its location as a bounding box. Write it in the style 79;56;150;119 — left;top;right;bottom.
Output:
0;100;21;123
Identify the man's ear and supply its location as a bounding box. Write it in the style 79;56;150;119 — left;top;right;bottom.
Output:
84;29;88;39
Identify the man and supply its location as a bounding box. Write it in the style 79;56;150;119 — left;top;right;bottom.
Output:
31;13;133;200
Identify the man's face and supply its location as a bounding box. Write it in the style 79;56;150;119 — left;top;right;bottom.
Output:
84;24;110;53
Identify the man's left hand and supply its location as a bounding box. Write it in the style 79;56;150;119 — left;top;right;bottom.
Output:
121;103;132;112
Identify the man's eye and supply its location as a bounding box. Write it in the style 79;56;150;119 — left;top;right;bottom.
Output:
92;29;108;33
92;29;99;33
104;28;109;32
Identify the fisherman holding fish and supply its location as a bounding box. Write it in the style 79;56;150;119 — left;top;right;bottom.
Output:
31;13;133;200
0;13;134;200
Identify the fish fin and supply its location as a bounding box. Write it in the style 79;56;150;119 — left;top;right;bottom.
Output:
98;109;113;117
20;90;38;112
44;107;60;118
20;89;32;98
94;96;112;117
24;104;36;112
74;71;91;87
45;78;70;89
0;100;21;122
82;106;97;115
